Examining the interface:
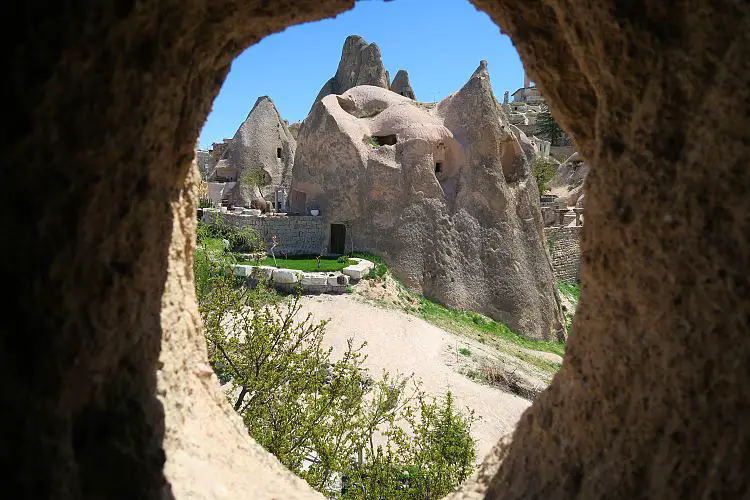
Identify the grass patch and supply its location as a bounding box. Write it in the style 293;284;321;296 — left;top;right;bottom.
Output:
199;237;227;256
348;252;388;280
458;347;471;357
240;255;356;272
417;297;566;358
558;281;581;301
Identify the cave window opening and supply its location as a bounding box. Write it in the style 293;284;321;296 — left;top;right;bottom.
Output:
373;134;397;146
276;147;282;159
435;162;443;173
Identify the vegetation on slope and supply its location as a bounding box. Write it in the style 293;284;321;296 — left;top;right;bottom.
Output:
195;222;477;499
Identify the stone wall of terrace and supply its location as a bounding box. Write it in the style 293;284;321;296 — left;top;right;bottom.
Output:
544;225;582;284
202;209;324;255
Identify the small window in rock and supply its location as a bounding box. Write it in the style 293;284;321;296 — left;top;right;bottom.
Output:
276;147;282;159
373;135;397;146
435;162;443;173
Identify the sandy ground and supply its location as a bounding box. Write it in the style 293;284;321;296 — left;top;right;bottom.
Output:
297;293;531;461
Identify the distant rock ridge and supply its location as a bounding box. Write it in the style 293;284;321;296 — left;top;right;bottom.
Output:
390;70;416;100
310;35;390;112
311;35;416;113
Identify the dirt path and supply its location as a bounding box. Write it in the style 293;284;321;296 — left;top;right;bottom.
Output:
297;294;531;461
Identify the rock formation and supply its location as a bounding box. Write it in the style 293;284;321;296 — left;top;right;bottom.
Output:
390;70;416;99
208;96;296;207
288;121;301;140
311;35;391;111
291;61;565;341
194;147;215;180
549;151;589;206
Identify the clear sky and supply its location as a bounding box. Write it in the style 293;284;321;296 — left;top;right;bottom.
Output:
198;0;525;149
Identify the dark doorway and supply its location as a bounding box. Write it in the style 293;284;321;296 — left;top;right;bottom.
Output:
330;224;346;254
372;134;397;146
435;162;443;173
276;147;282;159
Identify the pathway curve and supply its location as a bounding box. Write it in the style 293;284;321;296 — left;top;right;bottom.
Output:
297;294;532;460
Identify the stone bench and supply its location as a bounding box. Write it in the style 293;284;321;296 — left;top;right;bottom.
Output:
233;264;357;294
342;258;375;280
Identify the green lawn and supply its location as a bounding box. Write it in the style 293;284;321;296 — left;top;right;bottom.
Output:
240;255;356;272
199;237;226;255
558;281;581;301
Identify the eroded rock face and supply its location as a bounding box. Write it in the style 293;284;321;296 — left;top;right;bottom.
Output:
390;69;416;99
549;151;589;206
311;35;391;111
208;96;296;206
292;62;565;341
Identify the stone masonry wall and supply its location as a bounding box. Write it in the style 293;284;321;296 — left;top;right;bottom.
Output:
545;226;581;284
203;211;325;255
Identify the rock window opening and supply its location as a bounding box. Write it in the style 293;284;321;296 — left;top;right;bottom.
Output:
276;147;282;159
373;134;397;146
435;162;443;173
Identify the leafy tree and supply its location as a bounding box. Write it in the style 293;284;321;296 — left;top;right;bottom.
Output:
531;156;558;194
536;104;565;146
197;273;477;498
240;168;269;197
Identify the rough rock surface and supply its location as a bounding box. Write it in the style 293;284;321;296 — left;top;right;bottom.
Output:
208;96;296;206
195;148;215;179
310;35;391;111
288;121;302;140
291;62;565;341
6;0;750;499
390;69;416;99
549;151;589;206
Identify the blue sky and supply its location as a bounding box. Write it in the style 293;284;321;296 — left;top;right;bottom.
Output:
199;0;525;149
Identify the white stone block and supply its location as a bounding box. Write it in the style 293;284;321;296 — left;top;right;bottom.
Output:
301;273;328;286
251;266;274;280
342;265;367;280
234;265;254;277
272;269;303;284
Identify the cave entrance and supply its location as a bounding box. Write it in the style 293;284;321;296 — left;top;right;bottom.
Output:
330;224;346;254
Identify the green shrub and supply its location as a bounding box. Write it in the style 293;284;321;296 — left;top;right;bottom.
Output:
458;347;472;357
531;156;558;194
198;273;476;499
367;263;388;280
198;217;264;254
228;226;263;253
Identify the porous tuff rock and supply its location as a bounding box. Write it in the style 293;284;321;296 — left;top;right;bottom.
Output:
390;69;416;99
469;0;750;498
549;151;589;206
310;35;391;112
1;0;352;498
5;0;750;498
291;62;565;341
209;96;296;206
